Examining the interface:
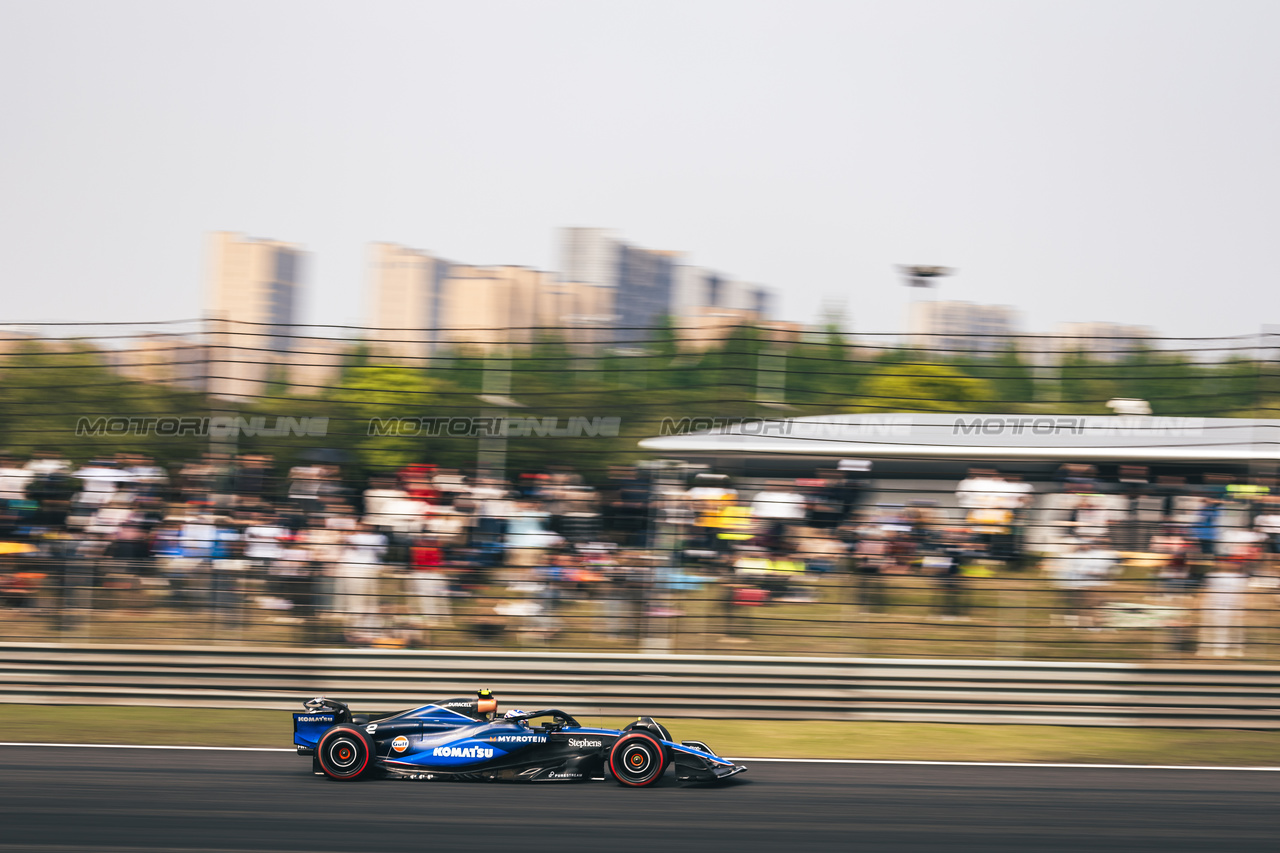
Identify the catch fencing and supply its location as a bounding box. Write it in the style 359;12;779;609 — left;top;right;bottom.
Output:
5;559;1280;663
2;643;1279;727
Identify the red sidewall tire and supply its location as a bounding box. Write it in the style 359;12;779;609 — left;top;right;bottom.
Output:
609;732;666;787
317;727;373;780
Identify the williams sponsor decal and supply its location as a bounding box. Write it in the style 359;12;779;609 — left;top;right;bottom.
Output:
295;715;334;723
489;734;547;744
391;736;410;753
432;746;495;759
567;738;603;748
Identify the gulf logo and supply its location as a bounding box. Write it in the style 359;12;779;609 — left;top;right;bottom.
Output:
392;736;409;753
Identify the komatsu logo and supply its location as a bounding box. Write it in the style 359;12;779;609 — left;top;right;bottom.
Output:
433;746;495;759
568;738;603;748
295;715;333;723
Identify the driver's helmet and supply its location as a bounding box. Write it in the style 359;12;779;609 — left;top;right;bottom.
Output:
503;709;529;727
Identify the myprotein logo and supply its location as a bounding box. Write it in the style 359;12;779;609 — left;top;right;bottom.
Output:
433;746;494;759
491;734;547;744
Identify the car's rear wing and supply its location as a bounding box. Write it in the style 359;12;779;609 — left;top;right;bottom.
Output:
293;697;352;749
293;711;335;749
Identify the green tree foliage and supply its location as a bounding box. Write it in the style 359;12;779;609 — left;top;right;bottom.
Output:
4;327;1277;489
1114;347;1203;415
0;341;206;465
1207;357;1265;416
951;345;1037;411
1055;349;1123;413
786;327;860;410
848;362;997;413
321;365;441;471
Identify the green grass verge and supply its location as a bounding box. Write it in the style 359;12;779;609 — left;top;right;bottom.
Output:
3;705;1280;766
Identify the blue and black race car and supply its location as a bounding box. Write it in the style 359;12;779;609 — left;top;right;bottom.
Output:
293;689;746;787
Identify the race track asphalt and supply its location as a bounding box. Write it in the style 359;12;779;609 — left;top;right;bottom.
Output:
0;747;1276;853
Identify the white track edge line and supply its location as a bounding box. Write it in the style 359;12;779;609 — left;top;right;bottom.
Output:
0;743;291;752
1;743;1278;771
726;757;1280;771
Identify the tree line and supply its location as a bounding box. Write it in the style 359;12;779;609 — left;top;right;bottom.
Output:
1;324;1276;483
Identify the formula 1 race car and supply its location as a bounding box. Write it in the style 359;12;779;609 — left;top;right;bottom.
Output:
293;689;746;787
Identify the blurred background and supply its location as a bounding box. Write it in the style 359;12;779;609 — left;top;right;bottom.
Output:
1;307;1277;661
2;0;1280;712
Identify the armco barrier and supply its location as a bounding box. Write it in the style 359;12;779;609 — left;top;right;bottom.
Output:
2;643;1279;727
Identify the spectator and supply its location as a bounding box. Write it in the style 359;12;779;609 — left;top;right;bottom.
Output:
1255;505;1280;560
1151;526;1195;593
0;455;34;508
1199;563;1250;657
409;535;450;624
337;522;387;641
1045;538;1117;627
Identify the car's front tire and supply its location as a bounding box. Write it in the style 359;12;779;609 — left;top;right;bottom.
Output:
609;732;666;787
317;727;373;780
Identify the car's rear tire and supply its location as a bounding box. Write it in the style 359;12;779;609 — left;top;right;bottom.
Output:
609;732;666;787
317;727;373;780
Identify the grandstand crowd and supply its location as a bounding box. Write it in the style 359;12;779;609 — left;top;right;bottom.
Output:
1;451;1278;656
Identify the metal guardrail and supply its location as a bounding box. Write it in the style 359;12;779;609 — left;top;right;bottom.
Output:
2;643;1279;727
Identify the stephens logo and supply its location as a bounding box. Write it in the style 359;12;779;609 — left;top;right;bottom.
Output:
432;746;495;759
568;738;603;748
391;736;409;753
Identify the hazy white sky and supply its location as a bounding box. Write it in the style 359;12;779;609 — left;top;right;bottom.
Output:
1;0;1277;338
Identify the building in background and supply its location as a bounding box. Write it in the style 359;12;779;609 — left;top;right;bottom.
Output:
559;227;776;347
434;265;610;353
558;227;676;344
672;266;773;347
367;242;451;364
1051;321;1155;361
287;335;354;395
672;265;771;318
907;300;1021;355
676;316;803;351
438;264;543;353
109;334;206;391
536;277;615;349
205;232;303;398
